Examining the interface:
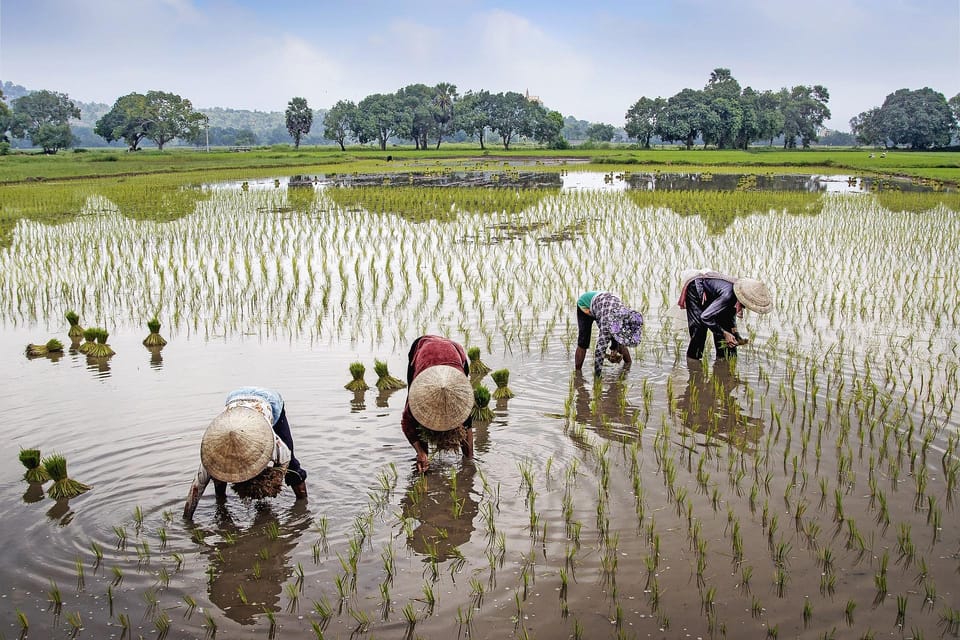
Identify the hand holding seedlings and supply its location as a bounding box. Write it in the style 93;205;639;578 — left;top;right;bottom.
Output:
678;270;771;360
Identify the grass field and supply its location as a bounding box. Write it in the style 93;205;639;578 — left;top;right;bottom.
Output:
1;145;958;185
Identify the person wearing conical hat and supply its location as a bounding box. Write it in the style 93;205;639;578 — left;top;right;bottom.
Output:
678;269;772;360
402;335;475;473
575;291;644;376
183;387;308;519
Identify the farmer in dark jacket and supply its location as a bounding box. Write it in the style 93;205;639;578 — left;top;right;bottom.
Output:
678;270;772;360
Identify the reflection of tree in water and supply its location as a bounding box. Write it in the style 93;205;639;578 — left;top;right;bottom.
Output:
95;181;211;223
199;501;311;625
571;371;644;443
399;463;478;562
675;360;764;450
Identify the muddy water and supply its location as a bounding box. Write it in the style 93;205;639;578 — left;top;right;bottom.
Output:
1;175;958;639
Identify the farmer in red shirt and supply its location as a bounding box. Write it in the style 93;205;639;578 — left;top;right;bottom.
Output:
401;335;475;473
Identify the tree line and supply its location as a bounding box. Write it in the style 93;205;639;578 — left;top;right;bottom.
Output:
2;72;959;154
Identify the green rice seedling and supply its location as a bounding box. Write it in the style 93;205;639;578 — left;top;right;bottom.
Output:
350;606;372;633
42;453;91;499
75;555;85;591
402;601;417;633
24;338;65;357
48;578;62;613
896;594;907;628
143;317;167;347
345;361;369;391
111;565;124;586
203;610;217;639
184;594;197;619
118;611;131;636
471;384;495;422
85;327;115;357
155;610;171;640
285;582;300;612
19;447;50;483
374;358;406;389
172;552;184;571
66;611;82;638
65;310;84;340
491;368;514;399
467;346;492;378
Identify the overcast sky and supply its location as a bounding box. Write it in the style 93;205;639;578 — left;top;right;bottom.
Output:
2;0;958;131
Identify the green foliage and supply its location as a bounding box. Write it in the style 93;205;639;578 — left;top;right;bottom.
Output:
9;90;81;153
95;91;206;151
851;88;954;149
285;97;313;149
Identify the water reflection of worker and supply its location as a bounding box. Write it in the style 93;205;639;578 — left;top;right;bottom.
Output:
678;270;772;360
183;387;307;519
675;360;763;447
202;501;312;625
399;463;478;562
402;335;475;473
574;291;644;376
571;371;642;440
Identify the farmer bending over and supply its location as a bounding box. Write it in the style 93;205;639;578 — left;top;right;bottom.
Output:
402;335;475;473
678;269;772;360
183;386;307;519
574;291;644;376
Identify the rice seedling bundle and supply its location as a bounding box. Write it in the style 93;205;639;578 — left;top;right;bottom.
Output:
345;361;369;391
65;310;84;340
142;317;167;347
77;327;98;355
25;339;64;357
231;464;288;500
467;347;491;378
374;359;406;390
19;447;50;483
491;369;514;399
419;425;468;452
86;328;115;357
43;454;91;499
471;385;494;422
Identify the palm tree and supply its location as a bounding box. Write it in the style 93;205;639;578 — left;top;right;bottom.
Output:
432;82;458;149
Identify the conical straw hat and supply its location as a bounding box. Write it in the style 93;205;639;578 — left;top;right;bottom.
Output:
200;406;274;483
733;278;773;314
408;365;474;432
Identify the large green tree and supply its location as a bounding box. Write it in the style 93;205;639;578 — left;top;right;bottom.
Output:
95;93;152;150
586;123;616;142
285;97;313;149
780;85;830;148
458;90;495;149
355;93;402;150
655;88;709;150
490;91;535;150
323;100;357;151
9;89;80;153
624;97;666;148
871;88;953;149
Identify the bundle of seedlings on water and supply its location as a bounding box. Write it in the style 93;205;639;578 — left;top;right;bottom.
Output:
78;328;98;355
491;369;515;399
232;464;288;500
420;425;468;452
374;359;406;390
25;339;64;357
467;347;491;378
43;454;91;499
471;385;495;422
345;362;369;391
87;328;115;357
142;317;167;347
65;311;84;341
19;448;50;483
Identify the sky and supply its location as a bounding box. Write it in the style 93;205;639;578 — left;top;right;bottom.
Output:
1;0;958;131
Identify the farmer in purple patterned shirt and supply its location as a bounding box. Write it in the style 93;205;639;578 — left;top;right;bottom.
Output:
574;291;644;376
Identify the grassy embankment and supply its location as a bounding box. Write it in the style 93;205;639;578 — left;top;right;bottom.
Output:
1;145;958;185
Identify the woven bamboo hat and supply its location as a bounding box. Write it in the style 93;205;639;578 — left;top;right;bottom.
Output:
733;278;773;314
408;365;474;432
200;406;275;483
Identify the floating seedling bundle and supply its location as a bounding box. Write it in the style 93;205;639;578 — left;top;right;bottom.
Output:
491;369;514;399
78;327;98;355
374;359;406;390
43;454;91;499
19;448;50;483
65;310;84;341
467;347;491;378
25;339;64;358
232;464;288;500
142;318;167;347
345;362;369;391
471;385;494;422
86;328;115;357
419;425;468;452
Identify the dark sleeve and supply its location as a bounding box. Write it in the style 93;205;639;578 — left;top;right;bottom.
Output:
401;401;422;445
406;336;424;386
700;283;737;335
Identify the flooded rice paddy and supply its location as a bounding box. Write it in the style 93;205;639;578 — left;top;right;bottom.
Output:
1;171;958;639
